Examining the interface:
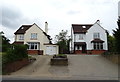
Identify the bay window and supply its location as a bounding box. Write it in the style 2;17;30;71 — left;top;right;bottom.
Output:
93;42;103;50
28;42;39;50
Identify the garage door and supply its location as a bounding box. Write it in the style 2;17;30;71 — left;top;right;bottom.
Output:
46;46;57;55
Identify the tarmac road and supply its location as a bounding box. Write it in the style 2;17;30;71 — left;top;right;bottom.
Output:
2;55;118;80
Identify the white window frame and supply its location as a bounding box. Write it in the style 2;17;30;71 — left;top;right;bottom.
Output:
28;42;39;50
31;33;37;40
19;35;24;40
93;33;100;39
93;42;103;50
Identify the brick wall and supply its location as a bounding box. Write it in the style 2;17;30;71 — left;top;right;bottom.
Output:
75;50;82;54
27;50;43;55
4;58;29;73
75;50;106;54
91;50;106;54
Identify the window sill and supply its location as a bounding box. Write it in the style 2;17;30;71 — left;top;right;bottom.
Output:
92;49;104;50
27;49;39;50
30;38;37;40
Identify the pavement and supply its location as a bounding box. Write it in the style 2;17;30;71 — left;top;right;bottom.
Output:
2;55;119;80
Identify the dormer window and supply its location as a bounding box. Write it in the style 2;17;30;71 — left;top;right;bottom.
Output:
21;27;24;29
82;26;86;28
93;33;100;39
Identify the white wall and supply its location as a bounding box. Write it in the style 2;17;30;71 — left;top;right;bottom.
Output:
86;23;108;50
74;34;86;42
70;28;74;51
15;34;24;42
71;22;108;51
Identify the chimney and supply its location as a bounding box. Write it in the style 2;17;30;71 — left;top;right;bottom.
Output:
45;22;48;34
97;20;100;24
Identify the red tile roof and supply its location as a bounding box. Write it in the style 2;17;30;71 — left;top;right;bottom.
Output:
14;25;32;34
72;24;93;34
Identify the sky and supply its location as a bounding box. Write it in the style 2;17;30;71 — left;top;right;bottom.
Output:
0;0;120;43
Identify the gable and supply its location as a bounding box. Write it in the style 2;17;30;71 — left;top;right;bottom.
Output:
14;23;52;41
25;23;52;42
87;21;106;33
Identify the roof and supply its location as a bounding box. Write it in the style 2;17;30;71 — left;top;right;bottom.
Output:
13;41;24;44
14;23;52;43
91;39;104;43
14;25;32;34
72;24;93;34
74;42;86;45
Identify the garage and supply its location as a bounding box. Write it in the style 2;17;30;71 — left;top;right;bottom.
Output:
44;44;59;55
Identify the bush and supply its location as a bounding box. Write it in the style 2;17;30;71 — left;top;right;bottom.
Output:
2;44;29;74
53;54;67;58
2;44;28;65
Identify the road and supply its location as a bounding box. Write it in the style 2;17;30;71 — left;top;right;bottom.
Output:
2;55;118;80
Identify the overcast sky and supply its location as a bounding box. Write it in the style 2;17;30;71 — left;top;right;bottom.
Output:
0;0;119;43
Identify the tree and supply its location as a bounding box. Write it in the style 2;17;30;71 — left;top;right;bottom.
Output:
0;31;10;52
113;17;120;53
106;31;115;52
55;30;71;54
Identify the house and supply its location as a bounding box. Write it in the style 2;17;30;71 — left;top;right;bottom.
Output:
13;22;59;55
70;20;108;54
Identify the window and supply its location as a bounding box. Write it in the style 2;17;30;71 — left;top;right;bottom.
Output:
79;34;84;40
19;35;24;40
93;42;103;50
28;42;39;50
93;33;100;39
31;33;37;39
77;45;80;50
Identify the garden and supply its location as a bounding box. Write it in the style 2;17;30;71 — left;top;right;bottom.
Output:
50;54;68;66
0;31;36;74
2;44;29;74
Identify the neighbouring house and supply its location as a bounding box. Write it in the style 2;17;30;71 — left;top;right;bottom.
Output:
13;22;59;55
70;20;108;54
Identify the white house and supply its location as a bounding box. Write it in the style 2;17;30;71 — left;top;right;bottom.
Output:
13;22;59;55
70;20;108;54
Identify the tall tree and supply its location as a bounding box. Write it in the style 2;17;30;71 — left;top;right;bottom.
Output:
0;31;10;52
55;30;71;54
107;31;115;52
113;17;120;53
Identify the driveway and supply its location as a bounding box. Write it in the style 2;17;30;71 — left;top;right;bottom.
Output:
2;55;118;80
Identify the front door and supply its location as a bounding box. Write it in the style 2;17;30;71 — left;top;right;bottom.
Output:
82;45;86;53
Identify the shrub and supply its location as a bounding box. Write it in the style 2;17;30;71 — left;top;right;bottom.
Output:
53;54;67;58
2;44;28;64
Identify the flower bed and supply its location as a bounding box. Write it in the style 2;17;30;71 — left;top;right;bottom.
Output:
50;54;68;66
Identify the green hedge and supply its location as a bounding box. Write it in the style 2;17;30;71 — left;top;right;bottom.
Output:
2;44;28;65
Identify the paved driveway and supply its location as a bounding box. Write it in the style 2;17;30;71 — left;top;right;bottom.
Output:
2;55;118;80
